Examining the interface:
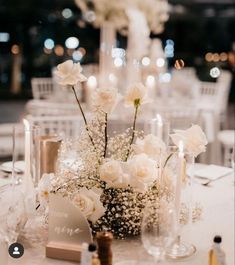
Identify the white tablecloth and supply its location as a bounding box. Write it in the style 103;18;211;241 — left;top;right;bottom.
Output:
2;164;234;265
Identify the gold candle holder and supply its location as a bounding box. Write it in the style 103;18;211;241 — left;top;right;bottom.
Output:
38;135;62;177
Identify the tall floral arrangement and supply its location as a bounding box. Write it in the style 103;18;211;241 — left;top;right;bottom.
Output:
75;0;169;35
38;60;207;238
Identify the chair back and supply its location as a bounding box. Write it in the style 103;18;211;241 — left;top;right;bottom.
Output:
198;70;232;114
31;78;54;100
27;115;83;139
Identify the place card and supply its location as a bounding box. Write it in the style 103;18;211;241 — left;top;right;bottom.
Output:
46;194;92;262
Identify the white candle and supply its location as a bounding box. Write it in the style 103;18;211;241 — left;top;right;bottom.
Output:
23;119;31;179
87;75;97;89
175;140;184;222
156;114;163;139
146;75;156;98
23;119;36;215
86;76;97;109
109;73;118;86
146;75;155;88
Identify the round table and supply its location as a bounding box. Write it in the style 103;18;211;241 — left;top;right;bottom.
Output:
1;164;234;265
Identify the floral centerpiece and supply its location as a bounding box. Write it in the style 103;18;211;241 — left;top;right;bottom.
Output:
37;60;207;239
75;0;169;35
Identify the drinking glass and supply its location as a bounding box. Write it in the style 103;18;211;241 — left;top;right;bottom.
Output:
141;198;177;264
12;123;41;186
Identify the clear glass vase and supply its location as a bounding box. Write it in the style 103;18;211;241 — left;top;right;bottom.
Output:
99;22;116;88
162;146;196;260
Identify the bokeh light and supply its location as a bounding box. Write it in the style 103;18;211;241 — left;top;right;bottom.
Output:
159;73;171;83
142;56;150;66
212;53;220;62
84;11;96;22
220;52;228;62
43;48;52;54
72;50;83;61
156;58;165;67
65;37;79;49
174;59;185;69
114;57;123;67
210;67;220;78
146;75;155;87
112;48;125;58
44;38;54;49
11;44;20;54
62;8;73;19
205;52;213;62
54;45;64;56
87;75;97;88
79;47;86;56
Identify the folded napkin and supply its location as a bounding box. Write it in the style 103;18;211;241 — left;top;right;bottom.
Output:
195;164;233;180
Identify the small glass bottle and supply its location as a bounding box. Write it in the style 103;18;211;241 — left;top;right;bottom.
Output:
209;235;226;265
81;243;97;265
80;243;91;265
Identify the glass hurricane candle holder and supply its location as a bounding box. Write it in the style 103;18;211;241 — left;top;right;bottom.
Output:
145;114;170;145
12;121;42;187
161;146;196;260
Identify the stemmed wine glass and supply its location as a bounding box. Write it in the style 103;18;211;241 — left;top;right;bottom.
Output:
141;198;177;264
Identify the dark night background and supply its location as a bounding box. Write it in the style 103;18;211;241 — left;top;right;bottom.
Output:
0;0;234;100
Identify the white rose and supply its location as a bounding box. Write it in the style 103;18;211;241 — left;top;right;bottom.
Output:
99;160;129;188
125;82;150;107
133;134;166;162
127;154;157;192
55;60;87;86
37;173;55;206
93;87;122;114
170;124;208;157
72;188;105;223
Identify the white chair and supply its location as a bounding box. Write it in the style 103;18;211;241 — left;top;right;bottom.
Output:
217;130;235;167
171;67;197;79
171;67;199;100
31;78;54;100
151;107;200;131
26;115;84;139
198;70;232;127
0;123;18;159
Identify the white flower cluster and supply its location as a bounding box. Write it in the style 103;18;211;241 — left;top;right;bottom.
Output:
75;0;169;35
37;60;207;238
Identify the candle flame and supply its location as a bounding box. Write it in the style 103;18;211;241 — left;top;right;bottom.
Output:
23;119;30;130
87;75;97;87
146;75;155;87
179;140;184;153
156;114;163;125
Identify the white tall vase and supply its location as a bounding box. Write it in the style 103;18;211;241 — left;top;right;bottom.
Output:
99;22;116;88
126;8;150;86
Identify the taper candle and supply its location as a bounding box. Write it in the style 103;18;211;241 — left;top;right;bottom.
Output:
175;140;184;222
